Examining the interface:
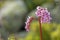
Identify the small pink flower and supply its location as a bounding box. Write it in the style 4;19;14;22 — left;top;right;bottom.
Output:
25;16;33;32
35;6;52;23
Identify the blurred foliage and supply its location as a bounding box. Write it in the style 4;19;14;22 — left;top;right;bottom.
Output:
8;21;60;40
24;0;54;11
24;21;59;40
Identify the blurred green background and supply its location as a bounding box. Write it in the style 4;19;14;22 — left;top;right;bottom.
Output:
0;0;60;40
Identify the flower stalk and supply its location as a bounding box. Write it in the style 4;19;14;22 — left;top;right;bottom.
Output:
25;6;52;40
38;16;42;40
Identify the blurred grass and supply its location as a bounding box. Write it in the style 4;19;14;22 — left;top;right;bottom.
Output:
8;21;60;40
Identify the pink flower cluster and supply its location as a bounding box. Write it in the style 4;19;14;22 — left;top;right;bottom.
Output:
35;6;52;23
25;6;52;31
25;16;33;31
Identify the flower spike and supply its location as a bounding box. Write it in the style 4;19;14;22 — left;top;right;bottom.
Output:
25;16;34;32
